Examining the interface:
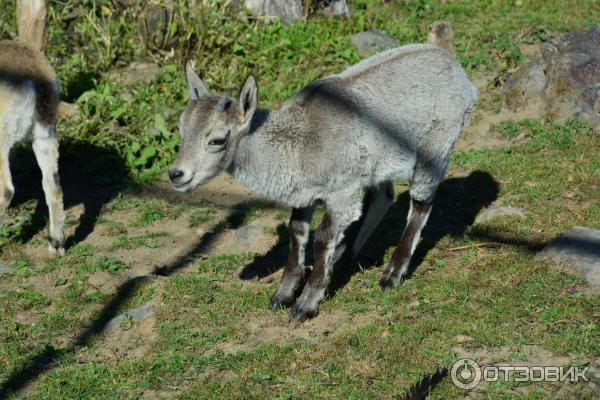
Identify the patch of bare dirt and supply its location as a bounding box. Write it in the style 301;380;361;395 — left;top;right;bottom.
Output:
214;308;381;355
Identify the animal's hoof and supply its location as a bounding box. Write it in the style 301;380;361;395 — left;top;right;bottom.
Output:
48;242;65;256
289;303;318;322
270;294;294;312
379;276;397;290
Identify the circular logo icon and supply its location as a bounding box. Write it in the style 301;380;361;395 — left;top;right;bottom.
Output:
450;358;482;390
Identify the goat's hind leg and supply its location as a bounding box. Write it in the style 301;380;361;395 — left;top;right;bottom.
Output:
0;139;14;219
32;122;65;255
379;136;452;289
270;205;314;311
339;180;395;262
379;197;431;289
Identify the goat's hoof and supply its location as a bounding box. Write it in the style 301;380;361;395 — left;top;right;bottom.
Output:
48;242;65;256
379;276;398;290
289;303;318;323
270;294;294;312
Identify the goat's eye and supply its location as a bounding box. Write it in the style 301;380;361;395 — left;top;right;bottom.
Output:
208;137;227;146
208;130;230;147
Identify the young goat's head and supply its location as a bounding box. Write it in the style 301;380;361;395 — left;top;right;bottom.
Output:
169;62;258;192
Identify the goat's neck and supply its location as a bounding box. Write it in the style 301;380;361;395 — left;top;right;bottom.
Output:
228;108;283;191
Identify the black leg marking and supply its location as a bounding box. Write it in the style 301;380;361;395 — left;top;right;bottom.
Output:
270;206;314;311
379;198;432;289
48;236;64;250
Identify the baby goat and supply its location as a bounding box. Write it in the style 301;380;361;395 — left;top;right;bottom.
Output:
0;40;64;255
169;44;476;321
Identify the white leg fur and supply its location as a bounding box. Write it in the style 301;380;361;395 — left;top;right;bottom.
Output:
32;122;64;255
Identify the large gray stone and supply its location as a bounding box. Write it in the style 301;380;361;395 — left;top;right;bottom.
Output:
351;30;398;58
504;28;600;131
536;226;600;288
474;206;526;225
244;0;303;25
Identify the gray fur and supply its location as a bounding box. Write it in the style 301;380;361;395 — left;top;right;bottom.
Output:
170;44;476;320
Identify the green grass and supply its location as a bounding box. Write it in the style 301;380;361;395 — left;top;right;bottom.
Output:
1;0;600;398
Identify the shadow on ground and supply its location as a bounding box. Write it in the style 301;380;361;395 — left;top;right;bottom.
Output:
0;199;268;397
8;140;131;249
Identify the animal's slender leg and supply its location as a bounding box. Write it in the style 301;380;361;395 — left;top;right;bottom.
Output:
32;122;64;255
270;205;314;310
379;197;431;289
290;195;362;321
0;140;14;216
379;135;451;289
331;181;395;265
349;180;395;258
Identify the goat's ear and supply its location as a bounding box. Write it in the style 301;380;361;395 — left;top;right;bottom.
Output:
238;74;258;125
185;60;209;100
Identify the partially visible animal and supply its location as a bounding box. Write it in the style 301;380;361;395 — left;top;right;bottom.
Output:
169;44;476;321
0;40;64;255
17;0;48;52
428;21;454;54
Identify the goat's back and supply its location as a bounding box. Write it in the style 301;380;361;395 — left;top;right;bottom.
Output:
297;44;475;146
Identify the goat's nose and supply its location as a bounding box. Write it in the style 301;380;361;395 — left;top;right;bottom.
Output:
169;168;184;182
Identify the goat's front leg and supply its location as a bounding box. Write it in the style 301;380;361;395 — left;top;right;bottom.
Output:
270;205;314;311
32;125;65;255
290;197;361;322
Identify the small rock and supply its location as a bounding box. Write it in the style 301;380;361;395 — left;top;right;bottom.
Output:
455;335;474;343
474;206;526;224
407;300;420;307
244;0;303;25
104;302;154;333
350;30;398;58
137;4;179;50
0;260;14;276
57;101;79;119
107;62;160;85
427;20;454;54
321;0;351;17
536;226;600;288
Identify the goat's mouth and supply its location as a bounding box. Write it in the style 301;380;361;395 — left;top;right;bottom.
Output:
171;176;196;192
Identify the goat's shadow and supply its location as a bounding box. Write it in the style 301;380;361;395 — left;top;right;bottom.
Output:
240;171;501;296
8;140;130;249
